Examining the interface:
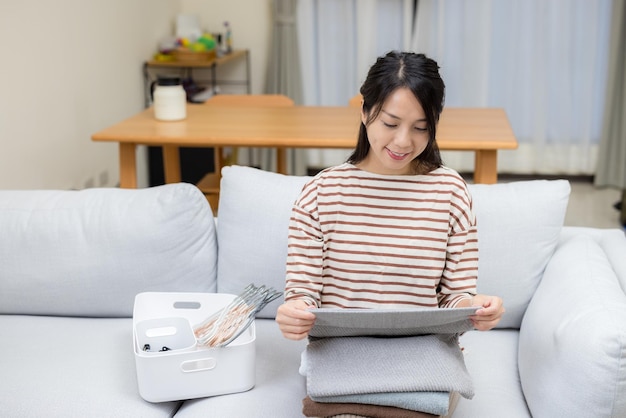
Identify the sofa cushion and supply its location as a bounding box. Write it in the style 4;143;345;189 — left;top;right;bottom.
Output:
468;180;570;328
216;166;310;318
0;315;180;417
519;234;626;417
173;319;308;418
455;330;530;418
0;183;217;317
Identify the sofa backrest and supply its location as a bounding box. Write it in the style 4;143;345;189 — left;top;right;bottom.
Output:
470;180;571;328
0;183;217;318
216;166;311;318
216;165;570;327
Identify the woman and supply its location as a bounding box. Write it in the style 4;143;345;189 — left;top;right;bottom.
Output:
276;51;504;341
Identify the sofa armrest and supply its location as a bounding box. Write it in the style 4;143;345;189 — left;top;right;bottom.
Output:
560;226;626;293
518;233;626;417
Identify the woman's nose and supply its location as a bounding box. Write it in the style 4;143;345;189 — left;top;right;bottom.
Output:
393;128;413;148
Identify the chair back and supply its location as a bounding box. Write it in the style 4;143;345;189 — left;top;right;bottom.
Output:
204;94;295;107
348;94;362;108
197;94;295;213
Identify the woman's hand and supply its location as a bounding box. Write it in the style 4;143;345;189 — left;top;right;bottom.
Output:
470;294;505;331
276;300;317;340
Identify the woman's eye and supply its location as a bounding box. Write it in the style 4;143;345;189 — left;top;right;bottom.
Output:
382;121;397;128
415;126;428;132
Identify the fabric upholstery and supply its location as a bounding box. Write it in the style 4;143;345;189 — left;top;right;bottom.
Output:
173;319;308;418
468;180;571;328
216;166;310;318
0;183;217;317
454;330;531;418
559;226;626;293
0;315;179;417
519;234;626;417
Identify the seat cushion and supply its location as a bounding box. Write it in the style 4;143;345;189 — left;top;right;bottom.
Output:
0;315;179;417
519;234;626;417
453;330;530;418
0;183;217;317
469;180;570;328
174;318;308;418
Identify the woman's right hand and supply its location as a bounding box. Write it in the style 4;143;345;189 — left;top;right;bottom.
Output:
275;300;316;340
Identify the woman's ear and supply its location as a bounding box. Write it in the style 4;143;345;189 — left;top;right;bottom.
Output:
360;103;368;126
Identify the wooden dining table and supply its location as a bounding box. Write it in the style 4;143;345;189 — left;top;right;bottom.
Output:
91;104;517;188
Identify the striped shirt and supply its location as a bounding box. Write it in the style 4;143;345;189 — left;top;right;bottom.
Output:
284;163;478;309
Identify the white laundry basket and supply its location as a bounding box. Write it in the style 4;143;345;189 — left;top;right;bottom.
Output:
133;292;255;402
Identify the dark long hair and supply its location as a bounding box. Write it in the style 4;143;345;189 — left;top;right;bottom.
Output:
347;51;445;174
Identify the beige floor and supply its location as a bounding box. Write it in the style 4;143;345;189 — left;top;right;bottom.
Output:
470;174;624;229
564;181;624;229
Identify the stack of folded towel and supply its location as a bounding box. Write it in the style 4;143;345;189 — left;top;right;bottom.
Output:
300;308;477;418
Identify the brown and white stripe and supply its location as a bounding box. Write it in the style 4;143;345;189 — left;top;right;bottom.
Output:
285;163;478;309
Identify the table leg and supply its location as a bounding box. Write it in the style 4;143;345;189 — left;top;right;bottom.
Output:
119;143;138;189
473;150;498;184
163;145;182;184
277;148;287;174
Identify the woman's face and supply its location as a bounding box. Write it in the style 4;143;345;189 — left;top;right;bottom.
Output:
358;87;430;175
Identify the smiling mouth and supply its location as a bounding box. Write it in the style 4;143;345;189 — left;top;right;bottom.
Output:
386;148;410;160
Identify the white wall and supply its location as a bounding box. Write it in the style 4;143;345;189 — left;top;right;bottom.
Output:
0;1;179;189
0;0;271;190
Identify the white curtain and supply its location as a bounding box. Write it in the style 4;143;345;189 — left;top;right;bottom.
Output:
297;0;413;169
412;0;613;175
595;0;626;190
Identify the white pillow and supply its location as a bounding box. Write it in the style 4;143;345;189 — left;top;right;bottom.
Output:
469;180;570;328
519;234;626;417
216;166;311;318
0;183;217;317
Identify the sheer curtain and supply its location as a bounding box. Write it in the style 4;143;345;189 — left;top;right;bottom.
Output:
412;0;613;175
240;0;306;174
297;0;413;169
595;0;626;190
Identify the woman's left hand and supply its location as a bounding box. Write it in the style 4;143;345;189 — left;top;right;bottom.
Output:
470;294;505;331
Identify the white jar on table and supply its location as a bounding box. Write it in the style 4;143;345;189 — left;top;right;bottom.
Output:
152;77;186;121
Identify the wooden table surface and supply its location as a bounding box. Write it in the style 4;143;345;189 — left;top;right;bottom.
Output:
92;105;517;187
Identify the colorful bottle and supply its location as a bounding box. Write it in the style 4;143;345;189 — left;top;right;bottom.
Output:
224;21;232;54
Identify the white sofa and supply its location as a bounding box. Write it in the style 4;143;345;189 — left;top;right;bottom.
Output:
1;165;625;418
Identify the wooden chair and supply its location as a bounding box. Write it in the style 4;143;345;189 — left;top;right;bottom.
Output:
196;94;295;212
348;94;362;107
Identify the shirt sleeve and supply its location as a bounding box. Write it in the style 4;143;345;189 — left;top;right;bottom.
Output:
437;183;478;308
284;181;324;307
